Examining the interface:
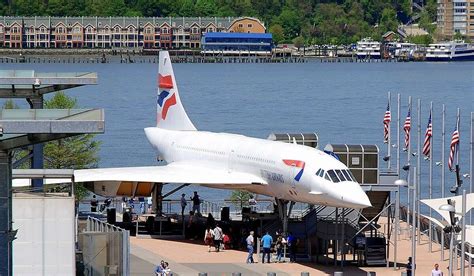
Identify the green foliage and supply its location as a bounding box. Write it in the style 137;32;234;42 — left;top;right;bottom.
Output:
269;24;284;45
44;92;101;201
195;0;217;16
406;34;433;45
2;99;19;109
418;10;436;34
292;35;304;50
379;8;398;34
230;190;252;209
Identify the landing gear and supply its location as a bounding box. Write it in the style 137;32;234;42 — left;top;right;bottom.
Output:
275;198;295;236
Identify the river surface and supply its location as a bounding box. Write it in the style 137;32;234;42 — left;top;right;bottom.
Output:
2;61;473;213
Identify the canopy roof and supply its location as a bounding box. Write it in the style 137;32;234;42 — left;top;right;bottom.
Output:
420;193;474;222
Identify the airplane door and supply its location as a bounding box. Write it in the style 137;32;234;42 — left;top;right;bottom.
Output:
228;149;235;173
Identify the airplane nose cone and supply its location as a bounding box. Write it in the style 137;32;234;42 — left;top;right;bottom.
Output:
339;184;372;209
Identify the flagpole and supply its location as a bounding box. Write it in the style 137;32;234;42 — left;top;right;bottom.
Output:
397;93;401;176
428;102;433;252
441;104;446;261
456;108;460;169
407;96;412;231
388;91;391;169
416;98;421;245
470;112;473;276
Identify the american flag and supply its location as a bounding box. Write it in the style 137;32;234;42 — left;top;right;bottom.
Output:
383;101;391;143
403;109;411;149
422;111;432;157
448;119;460;171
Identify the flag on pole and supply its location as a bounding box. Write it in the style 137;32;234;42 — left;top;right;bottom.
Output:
448;117;460;171
383;101;391;143
403;109;411;149
422;111;432;158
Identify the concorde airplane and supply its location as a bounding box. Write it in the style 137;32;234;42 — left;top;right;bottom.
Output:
73;51;371;209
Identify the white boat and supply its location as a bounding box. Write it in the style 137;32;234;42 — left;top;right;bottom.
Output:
426;41;474;61
356;38;381;59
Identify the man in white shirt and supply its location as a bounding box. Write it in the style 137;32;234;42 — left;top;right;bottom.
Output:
246;231;255;263
213;224;223;252
431;263;443;276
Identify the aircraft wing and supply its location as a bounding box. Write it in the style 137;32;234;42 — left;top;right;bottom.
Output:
74;163;268;197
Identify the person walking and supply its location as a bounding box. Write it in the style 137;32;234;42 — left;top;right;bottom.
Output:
204;226;214;252
275;235;285;262
190;191;201;215
406;257;413;276
287;232;297;262
246;231;255;263
180;193;187;217
213;224;223;252
261;231;273;263
431;263;443;276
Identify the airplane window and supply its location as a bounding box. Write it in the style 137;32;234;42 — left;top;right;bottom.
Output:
319;169;325;177
347;170;357;182
316;168;321;176
335;170;346;181
327;170;340;183
324;172;331;181
342;170;352;181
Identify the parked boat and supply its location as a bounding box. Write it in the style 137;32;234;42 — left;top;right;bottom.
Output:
425;41;474;61
356;38;381;59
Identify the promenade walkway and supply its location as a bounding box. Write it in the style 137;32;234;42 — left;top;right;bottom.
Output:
129;220;470;275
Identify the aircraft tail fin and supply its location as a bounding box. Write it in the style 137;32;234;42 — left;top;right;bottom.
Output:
156;51;196;130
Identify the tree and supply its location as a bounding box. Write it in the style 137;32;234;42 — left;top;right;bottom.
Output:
379;8;398;34
230;190;252;209
44;92;101;201
407;34;433;45
195;0;217;16
274;7;301;40
269;24;284;45
293;35;304;50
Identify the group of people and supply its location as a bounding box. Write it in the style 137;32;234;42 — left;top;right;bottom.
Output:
203;224;232;252
154;260;171;276
181;191;202;216
245;231;298;264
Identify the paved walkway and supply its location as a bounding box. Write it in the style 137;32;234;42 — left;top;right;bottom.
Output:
129;220;471;275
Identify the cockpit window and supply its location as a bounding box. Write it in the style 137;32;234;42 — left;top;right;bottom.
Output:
324;172;331;181
327;170;340;183
316;168;321;176
320;169;325;177
335;170;346;181
347;170;357;182
342;170;352;181
316;169;325;178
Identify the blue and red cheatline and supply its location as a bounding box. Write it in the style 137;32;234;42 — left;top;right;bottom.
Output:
282;159;305;181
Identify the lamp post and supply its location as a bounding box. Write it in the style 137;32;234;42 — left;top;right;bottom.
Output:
439;203;456;276
394;179;407;270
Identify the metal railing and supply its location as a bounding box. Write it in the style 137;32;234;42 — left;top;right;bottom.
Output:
85;216;130;276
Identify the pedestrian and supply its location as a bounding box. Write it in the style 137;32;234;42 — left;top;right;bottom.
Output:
155;260;170;276
190;191;201;214
261;231;273;263
90;195;98;212
431;263;443;276
406;257;413;276
274;235;285;262
180;193;187;217
213;224;223;252
287;232;297;262
246;231;255;263
204;226;214;252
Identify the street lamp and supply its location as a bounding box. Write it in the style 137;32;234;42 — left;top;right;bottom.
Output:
393;179;407;270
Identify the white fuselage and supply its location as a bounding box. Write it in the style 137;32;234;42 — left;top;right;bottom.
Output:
145;128;371;209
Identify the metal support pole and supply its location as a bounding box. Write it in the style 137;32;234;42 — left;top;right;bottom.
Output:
27;96;44;189
0;150;13;276
441;104;446;261
388;91;392;169
461;190;466;276
334;207;338;266
411;167;417;276
449;229;454;276
429;102;433;252
416;99;421;245
394;185;400;270
397;93;401;176
470;112;473;276
341;208;345;269
407;96;412;227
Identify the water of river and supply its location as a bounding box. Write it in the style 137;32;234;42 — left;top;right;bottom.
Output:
3;61;473;210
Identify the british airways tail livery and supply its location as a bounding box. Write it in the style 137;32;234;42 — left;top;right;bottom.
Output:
75;51;371;209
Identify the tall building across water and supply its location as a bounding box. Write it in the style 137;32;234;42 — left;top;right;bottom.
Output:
437;0;474;39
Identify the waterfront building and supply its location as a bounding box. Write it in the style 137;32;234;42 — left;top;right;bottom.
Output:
437;0;474;40
0;16;266;49
201;32;273;54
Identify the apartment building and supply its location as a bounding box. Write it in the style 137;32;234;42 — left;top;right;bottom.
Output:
437;0;474;40
0;16;266;49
